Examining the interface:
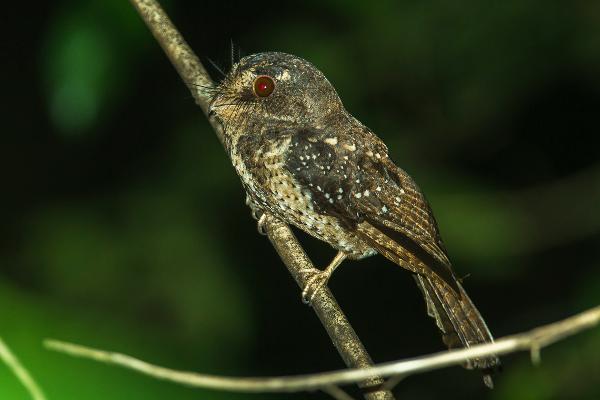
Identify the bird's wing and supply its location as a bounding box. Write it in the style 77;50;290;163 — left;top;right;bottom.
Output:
284;127;459;293
285;128;502;376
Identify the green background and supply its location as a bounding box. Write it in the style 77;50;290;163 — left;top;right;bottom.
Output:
2;0;599;399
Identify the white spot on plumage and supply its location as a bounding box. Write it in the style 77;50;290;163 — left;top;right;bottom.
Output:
324;137;338;145
355;192;362;198
279;70;291;80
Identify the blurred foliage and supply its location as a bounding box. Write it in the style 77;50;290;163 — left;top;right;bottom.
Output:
2;0;600;399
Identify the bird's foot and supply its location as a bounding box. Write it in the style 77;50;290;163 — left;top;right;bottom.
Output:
246;195;267;235
301;269;332;305
256;213;267;235
301;252;347;305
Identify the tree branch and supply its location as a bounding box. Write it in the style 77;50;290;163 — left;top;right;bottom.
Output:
44;305;600;395
129;0;393;399
0;337;46;400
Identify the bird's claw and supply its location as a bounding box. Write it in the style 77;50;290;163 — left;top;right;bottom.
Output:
257;213;267;235
301;270;330;305
246;195;261;218
246;195;267;235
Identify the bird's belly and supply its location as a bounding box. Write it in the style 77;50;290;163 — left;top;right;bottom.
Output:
276;198;377;259
250;169;376;259
231;139;375;259
291;214;377;260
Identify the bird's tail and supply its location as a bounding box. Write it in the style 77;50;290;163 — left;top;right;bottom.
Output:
414;274;500;387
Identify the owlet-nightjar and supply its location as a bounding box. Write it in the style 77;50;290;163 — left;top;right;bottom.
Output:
208;52;500;385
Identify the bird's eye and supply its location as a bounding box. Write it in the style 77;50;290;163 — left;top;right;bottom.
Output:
253;76;275;97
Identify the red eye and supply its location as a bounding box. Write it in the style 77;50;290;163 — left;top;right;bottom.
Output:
253;76;275;97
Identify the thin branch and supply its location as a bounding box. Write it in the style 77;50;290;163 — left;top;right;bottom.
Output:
0;337;47;400
45;305;600;394
129;0;393;399
323;385;356;400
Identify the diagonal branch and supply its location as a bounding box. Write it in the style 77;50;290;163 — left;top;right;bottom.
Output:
44;305;600;394
0;337;46;400
129;0;394;399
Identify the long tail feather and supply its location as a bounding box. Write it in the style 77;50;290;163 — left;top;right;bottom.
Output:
414;275;500;387
356;220;500;387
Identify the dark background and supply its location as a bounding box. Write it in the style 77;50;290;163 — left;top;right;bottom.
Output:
2;0;599;399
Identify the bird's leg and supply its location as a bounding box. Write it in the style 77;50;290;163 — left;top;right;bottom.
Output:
302;251;347;305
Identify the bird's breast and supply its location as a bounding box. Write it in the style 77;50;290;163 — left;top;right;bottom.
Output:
231;134;375;259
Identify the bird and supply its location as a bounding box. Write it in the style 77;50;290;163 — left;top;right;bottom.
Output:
208;52;500;386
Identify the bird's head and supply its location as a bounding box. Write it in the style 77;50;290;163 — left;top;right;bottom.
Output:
209;52;344;140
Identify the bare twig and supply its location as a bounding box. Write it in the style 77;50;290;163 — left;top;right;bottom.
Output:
45;305;600;394
0;337;46;400
129;0;393;399
323;385;356;400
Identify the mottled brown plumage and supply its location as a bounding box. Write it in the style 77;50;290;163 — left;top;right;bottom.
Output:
208;52;500;385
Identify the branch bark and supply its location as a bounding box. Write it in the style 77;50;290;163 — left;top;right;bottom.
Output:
44;305;600;395
129;0;393;398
